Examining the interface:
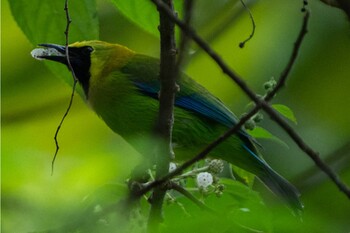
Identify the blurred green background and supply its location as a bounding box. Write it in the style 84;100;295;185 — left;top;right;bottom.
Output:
2;0;350;232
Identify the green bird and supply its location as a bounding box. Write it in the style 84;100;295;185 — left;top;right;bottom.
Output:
31;40;303;212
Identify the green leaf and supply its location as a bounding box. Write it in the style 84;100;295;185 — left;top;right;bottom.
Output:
9;0;99;87
110;0;243;39
249;126;289;148
110;0;174;38
231;165;255;187
220;179;266;208
272;104;297;124
162;179;271;233
9;0;98;45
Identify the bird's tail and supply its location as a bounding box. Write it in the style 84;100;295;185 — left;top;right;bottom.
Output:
258;166;303;214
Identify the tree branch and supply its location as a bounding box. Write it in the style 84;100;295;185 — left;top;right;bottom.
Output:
238;0;256;48
148;0;177;230
261;103;350;198
136;108;258;196
265;11;309;101
52;0;78;175
150;0;260;104
169;182;215;213
293;142;350;190
146;1;350;199
137;0;308;195
174;0;194;75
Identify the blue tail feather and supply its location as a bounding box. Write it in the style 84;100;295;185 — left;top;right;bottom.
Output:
242;144;303;212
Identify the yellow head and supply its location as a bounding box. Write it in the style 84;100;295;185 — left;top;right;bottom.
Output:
31;40;135;97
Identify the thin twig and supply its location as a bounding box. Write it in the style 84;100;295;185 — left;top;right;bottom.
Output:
145;1;350;199
63;0;77;81
52;0;78;175
136;108;257;196
265;11;309;101
293;142;350;190
261;103;350;198
150;0;260;105
204;1;258;50
169;182;216;213
302;0;309;12
137;0;308;195
174;0;194;73
239;0;256;48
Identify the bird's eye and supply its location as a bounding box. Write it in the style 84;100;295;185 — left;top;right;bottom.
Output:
82;46;93;55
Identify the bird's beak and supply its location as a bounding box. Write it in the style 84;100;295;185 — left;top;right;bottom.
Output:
31;43;67;64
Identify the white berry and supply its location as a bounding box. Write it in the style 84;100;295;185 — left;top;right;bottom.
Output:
169;162;177;173
196;172;213;189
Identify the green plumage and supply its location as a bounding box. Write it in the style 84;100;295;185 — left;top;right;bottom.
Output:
94;55;256;168
33;40;303;213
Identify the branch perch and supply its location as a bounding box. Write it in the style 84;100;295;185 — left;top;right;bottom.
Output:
169;182;215;213
146;1;350;199
148;0;177;230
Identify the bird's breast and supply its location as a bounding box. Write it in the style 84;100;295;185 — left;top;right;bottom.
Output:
87;73;159;139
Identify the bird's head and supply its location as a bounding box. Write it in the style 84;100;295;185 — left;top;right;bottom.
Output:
31;40;135;97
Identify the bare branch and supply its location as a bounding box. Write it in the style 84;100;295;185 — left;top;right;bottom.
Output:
265;11;309;101
150;0;260;104
169;182;216;213
148;0;177;229
52;0;78;175
146;1;350;199
136;108;258;196
238;0;256;48
261;103;350;198
63;0;76;81
174;0;194;74
293;142;350;190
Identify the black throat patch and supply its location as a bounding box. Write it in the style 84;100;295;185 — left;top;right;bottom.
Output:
67;46;93;98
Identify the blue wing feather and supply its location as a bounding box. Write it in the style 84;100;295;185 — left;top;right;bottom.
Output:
122;54;256;144
175;95;235;127
131;79;256;142
132;80;236;126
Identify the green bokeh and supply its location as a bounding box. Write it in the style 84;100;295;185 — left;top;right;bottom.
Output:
2;0;350;232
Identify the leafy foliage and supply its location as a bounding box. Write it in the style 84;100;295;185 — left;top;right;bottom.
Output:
4;0;350;232
272;104;297;124
9;0;98;87
111;0;242;40
9;0;98;44
249;126;289;148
